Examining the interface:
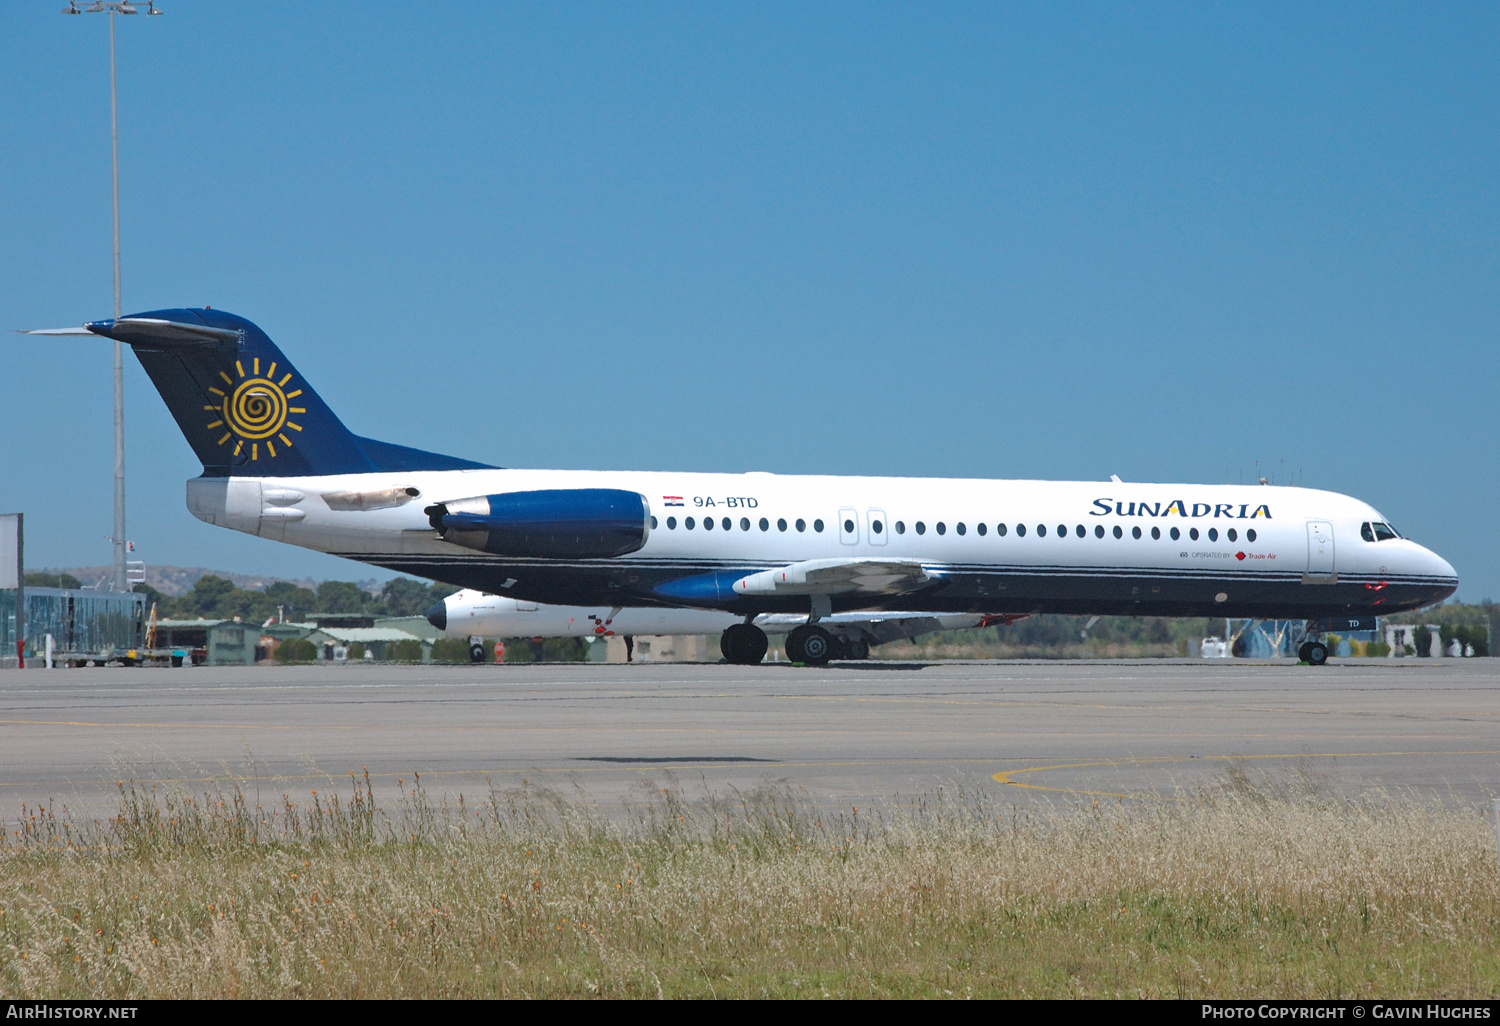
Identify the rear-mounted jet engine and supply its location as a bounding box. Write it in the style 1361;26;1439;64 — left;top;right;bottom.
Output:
425;488;650;559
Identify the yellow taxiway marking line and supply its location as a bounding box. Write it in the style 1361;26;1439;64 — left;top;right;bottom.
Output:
991;749;1500;800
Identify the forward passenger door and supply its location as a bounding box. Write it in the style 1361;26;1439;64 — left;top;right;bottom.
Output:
1304;521;1335;582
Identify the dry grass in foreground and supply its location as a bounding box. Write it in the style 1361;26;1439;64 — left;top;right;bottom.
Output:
1;771;1497;999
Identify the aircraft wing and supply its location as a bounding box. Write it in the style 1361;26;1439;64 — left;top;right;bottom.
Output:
732;557;944;598
853;613;977;645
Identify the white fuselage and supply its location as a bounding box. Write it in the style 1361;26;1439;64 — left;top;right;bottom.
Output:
185;469;1458;619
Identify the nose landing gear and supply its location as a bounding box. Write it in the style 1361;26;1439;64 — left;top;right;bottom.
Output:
1298;640;1329;666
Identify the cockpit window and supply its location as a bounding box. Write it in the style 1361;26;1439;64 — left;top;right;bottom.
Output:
1361;522;1374;543
1363;521;1400;542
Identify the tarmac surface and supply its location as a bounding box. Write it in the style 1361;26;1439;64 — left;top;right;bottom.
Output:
0;659;1496;818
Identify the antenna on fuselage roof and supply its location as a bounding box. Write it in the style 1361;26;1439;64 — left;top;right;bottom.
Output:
1110;474;1122;483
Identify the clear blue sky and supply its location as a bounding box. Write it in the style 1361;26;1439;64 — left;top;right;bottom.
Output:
3;2;1496;599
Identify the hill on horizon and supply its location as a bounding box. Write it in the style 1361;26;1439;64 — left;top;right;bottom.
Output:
37;565;381;598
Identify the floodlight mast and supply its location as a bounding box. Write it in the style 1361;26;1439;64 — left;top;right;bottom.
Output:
66;0;163;591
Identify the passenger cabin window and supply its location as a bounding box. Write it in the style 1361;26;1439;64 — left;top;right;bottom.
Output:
1151;526;1160;540
1208;528;1218;542
896;521;906;534
1113;525;1122;539
796;519;806;532
760;517;769;531
997;523;1008;536
977;522;987;536
1170;527;1180;541
704;517;714;531
740;517;751;531
844;518;855;534
1075;525;1085;538
686;517;696;529
778;518;788;531
1227;528;1237;542
1189;528;1199;541
1246;529;1256;542
1057;524;1066;538
814;519;825;533
936;522;946;536
667;516;677;529
956;522;966;536
916;522;926;535
872;520;883;534
1132;526;1141;539
651;516;657;529
1095;525;1105;538
723;517;732;531
1037;524;1046;537
1016;524;1026;537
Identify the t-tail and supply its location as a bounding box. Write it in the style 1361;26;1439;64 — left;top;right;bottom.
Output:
78;309;491;477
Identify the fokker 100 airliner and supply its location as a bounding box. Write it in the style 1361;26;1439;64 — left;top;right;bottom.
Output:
27;310;1458;665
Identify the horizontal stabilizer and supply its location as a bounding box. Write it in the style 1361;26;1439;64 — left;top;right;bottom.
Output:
733;557;944;597
21;319;240;345
84;317;242;346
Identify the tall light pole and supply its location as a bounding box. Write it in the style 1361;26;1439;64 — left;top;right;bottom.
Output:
64;0;163;592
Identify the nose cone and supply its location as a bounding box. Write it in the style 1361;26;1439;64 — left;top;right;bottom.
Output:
1409;540;1459;581
424;599;447;632
1431;550;1459;582
1410;542;1459;604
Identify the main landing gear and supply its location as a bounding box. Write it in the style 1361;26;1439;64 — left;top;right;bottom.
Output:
1298;640;1329;666
785;624;835;666
720;622;769;665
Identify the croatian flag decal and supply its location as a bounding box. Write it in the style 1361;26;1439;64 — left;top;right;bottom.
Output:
662;495;685;507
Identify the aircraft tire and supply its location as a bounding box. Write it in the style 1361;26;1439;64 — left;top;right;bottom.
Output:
742;625;768;664
792;625;834;666
721;624;746;663
846;638;870;660
1305;641;1329;666
1297;641;1312;663
469;643;486;664
784;628;806;663
720;624;768;665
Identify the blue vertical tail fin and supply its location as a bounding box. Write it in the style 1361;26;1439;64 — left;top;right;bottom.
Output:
86;308;492;477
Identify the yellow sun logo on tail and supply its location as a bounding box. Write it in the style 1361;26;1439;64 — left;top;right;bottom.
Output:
203;357;306;461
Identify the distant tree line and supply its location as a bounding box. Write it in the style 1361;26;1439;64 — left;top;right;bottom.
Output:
23;573;83;590
126;575;458;625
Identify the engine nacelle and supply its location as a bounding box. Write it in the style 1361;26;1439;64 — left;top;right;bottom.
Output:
425;488;650;559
